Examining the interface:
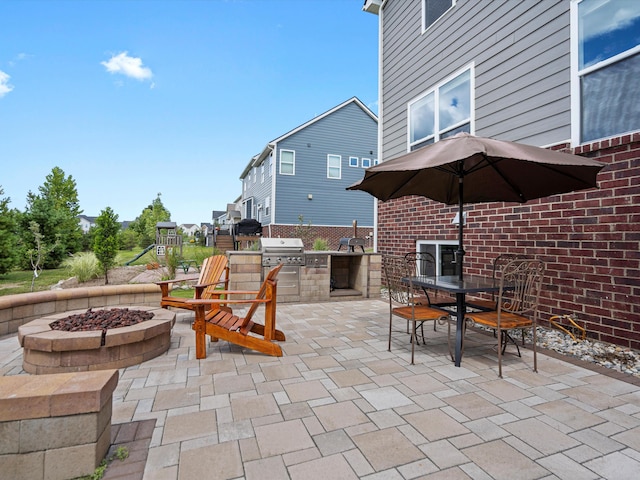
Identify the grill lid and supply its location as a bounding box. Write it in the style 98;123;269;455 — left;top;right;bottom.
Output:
259;238;304;252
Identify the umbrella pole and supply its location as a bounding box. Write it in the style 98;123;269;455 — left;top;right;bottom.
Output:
457;177;465;280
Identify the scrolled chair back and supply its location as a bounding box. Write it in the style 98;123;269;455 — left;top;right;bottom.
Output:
383;255;411;306
404;251;437;278
498;258;545;315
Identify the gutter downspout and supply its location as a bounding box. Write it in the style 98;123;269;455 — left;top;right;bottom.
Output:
373;1;384;253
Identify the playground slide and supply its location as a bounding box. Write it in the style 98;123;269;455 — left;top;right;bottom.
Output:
125;244;155;266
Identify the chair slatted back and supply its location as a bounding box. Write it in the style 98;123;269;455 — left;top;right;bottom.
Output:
243;263;283;323
498;259;545;316
199;255;229;299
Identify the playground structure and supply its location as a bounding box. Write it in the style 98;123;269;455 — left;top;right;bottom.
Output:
124;243;156;266
155;221;182;262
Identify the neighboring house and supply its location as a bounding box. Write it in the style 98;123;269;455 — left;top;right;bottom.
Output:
239;97;378;248
364;0;640;349
77;215;96;233
200;222;213;247
78;215;131;233
225;201;242;226
211;210;226;226
179;224;200;236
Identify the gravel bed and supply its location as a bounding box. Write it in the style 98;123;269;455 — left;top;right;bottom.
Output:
531;327;640;378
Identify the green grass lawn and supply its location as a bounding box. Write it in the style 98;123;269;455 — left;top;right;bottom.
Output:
0;268;71;296
0;245;219;296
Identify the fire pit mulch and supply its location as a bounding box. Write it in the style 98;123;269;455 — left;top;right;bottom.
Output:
49;308;155;346
18;306;176;374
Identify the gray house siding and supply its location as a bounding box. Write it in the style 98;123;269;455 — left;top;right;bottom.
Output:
381;0;571;161
243;161;273;223
274;101;377;226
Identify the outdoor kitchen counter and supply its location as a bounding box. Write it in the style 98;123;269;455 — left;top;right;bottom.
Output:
227;251;381;303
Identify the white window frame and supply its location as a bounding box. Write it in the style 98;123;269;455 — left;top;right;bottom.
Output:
264;196;270;216
279;149;295;175
373;158;380;165
422;0;455;34
327;154;341;179
361;158;372;168
349;156;359;167
261;164;265;183
407;64;474;151
253;167;257;184
415;240;458;276
570;0;640;145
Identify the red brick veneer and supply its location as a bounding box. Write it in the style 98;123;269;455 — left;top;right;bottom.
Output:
377;133;640;350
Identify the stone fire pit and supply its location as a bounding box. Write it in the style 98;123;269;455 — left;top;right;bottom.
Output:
17;306;175;374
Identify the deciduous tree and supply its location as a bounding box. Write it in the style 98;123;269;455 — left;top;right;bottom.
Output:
129;193;171;248
93;207;120;284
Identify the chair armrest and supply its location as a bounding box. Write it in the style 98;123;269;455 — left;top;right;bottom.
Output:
155;276;199;286
195;289;260;296
187;298;269;306
194;279;228;289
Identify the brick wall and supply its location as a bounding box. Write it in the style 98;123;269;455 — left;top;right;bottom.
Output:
378;133;640;350
263;224;374;251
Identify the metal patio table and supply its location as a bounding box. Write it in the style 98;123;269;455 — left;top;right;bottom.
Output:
406;275;500;367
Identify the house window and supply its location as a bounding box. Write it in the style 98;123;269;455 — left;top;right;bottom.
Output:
573;0;640;144
280;150;295;175
422;0;455;33
373;158;380;165
361;158;372;168
349;156;359;167
244;198;253;219
265;196;270;216
268;155;272;176
408;66;472;151
416;240;457;276
261;164;265;183
327;154;341;179
253;167;257;183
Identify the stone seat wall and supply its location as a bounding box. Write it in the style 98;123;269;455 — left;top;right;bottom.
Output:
0;369;119;480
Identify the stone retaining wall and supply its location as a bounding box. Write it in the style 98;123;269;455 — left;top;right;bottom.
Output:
0;284;161;337
0;369;119;480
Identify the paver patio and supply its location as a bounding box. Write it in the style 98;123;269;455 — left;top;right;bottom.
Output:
1;298;639;479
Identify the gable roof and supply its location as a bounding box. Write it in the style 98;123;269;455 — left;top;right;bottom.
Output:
240;97;377;178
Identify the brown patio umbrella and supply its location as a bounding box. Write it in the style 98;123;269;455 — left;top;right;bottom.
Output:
347;132;606;278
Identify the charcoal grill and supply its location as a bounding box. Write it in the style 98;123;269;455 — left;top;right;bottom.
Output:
260;238;305;297
338;237;365;252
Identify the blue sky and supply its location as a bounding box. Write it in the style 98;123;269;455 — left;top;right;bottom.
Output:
0;0;378;224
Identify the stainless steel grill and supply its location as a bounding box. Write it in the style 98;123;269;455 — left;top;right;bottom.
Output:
260;238;305;266
260;238;305;297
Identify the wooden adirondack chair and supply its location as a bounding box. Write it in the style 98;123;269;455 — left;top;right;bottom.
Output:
156;255;229;312
188;264;285;359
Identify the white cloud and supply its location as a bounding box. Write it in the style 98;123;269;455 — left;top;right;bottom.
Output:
101;51;153;81
0;70;14;98
582;0;640;41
